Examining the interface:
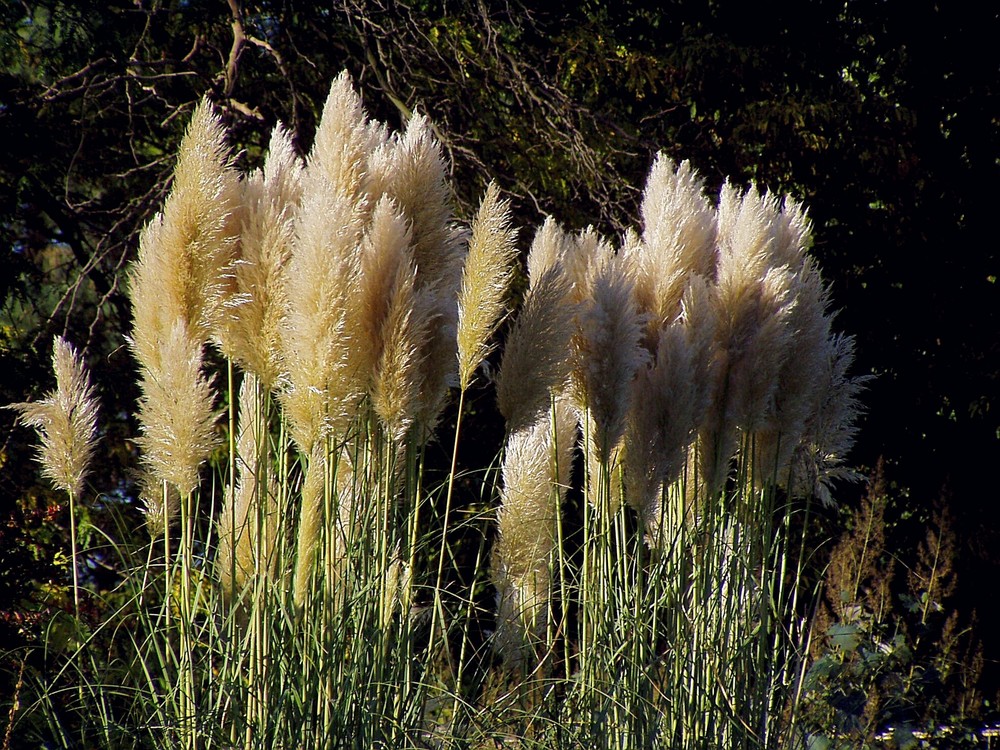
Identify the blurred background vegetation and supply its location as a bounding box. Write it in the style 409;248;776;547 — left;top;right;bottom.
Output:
1;0;997;737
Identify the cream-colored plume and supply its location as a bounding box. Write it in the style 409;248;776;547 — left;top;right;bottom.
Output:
625;322;700;540
492;398;576;665
496;219;575;433
526;216;573;282
358;197;423;444
129;99;240;370
302;71;386;207
368;114;464;438
135;319;220;500
699;183;798;493
630;155;717;338
457;183;519;391
788;333;868;506
568;240;645;467
372;114;463;295
279;72;394;452
128;100;235;515
8;336;99;498
753;258;832;484
221;124;303;388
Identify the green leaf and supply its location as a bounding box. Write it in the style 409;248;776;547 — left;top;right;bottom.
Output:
807;733;834;750
828;623;862;653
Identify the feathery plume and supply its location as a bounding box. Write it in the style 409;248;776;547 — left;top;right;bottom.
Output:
492;398;576;664
563;226;611;304
496;265;575;434
569;244;645;466
355;196;426;444
526;216;573;283
355;197;414;384
371;114;463;294
129;98;240;368
753;258;832;483
748;199;826;480
222;124;303;388
303;71;386;207
789;333;869;506
496;218;576;431
278;72;392;451
127;99;235;524
370;115;465;437
7;337;99;497
769;195;813;270
279;184;364;453
624;324;699;537
457;182;519;391
699;183;798;492
369;219;423;444
632;155;717;337
135;319;221;500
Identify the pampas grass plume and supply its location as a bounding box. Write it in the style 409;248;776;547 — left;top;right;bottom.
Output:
625;324;698;533
8;337;99;497
790;332;869;505
366;200;422;444
129;98;240;367
370;115;465;435
492;399;576;663
457;182;519;391
135;319;220;499
224;124;302;388
373;114;462;294
700;183;798;492
304;71;386;204
569;246;645;465
633;155;717;332
279;184;364;453
496;220;575;432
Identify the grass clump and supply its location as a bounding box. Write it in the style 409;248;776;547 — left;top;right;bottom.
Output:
3;73;866;750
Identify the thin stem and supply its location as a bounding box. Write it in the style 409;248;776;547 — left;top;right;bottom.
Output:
68;490;80;619
429;386;467;681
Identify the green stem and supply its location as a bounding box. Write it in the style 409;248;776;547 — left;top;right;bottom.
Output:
68;489;80;619
429;386;467;676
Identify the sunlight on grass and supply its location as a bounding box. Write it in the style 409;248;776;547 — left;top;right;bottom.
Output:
4;72;865;750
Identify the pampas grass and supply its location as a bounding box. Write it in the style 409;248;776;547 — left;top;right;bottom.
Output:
374;114;466;437
221;124;302;389
129;98;240;362
279;146;365;454
492;398;576;666
6;72;871;750
496;220;576;433
8;336;99;615
569;240;645;471
457;182;519;392
630;154;717;336
134;319;220;500
363;198;423;445
8;336;99;498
